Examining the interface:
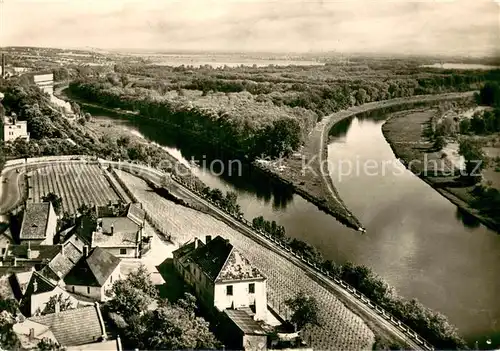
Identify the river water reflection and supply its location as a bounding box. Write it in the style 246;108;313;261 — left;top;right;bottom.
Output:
90;106;500;345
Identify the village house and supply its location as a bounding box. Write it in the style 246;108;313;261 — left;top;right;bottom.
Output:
19;202;57;246
1;244;61;269
16;271;79;316
173;235;269;350
3;113;30;143
13;302;122;350
65;203;149;258
64;246;121;302
32;72;54;95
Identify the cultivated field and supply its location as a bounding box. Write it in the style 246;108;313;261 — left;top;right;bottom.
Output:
114;169;375;350
27;163;123;214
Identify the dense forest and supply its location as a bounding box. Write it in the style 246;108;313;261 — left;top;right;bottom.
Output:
68;64;500;161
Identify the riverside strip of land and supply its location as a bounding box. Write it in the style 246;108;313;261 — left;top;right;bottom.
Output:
382;108;500;233
257;91;476;232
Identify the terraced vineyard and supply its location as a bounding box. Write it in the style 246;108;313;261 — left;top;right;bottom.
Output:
115;169;375;350
28;163;123;214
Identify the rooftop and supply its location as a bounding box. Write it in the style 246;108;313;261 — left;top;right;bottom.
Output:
64;247;120;287
29;303;106;346
178;236;264;282
20;202;53;240
4;244;61;262
224;309;267;335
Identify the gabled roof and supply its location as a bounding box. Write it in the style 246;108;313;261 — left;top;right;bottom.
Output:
20;271;57;316
5;244;61;262
180;236;264;282
13;270;34;297
217;249;265;282
20;202;53;240
0;223;13;242
41;241;82;281
126;203;145;226
29;304;106;346
187;236;233;281
13;318;58;350
64;247;120;287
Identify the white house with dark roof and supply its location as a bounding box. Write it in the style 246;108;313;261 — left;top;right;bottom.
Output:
64;246;121;302
173;235;268;321
18;271;78;316
19;202;57;246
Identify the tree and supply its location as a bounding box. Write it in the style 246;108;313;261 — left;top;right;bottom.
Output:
107;265;157;320
0;298;20;350
127;294;220;350
477;82;500;107
42;192;63;215
433;136;447;151
285;291;321;331
37;337;66;351
41;294;75;315
459;118;471;134
458;139;487;178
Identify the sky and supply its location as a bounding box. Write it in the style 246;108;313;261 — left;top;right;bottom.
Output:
0;0;499;57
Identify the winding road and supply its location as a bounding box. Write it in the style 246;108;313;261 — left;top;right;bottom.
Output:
0;157;429;350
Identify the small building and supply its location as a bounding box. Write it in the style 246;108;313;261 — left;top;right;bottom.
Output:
19;202;58;246
13;302;122;350
18;271;78;316
173;235;268;321
3;113;30;142
221;309;268;351
1;244;61;269
32;73;54;95
64;246;121;302
65;203;148;258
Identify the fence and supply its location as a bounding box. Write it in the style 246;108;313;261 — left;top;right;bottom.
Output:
170;173;435;351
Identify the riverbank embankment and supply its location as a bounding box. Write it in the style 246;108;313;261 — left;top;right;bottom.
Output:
259;91;476;232
381;107;500;233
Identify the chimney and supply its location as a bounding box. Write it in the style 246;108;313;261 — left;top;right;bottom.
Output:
29;328;35;342
13;257;17;266
1;54;5;79
83;245;89;257
194;237;199;249
206;235;212;244
59;243;64;256
27;241;32;259
33;279;38;292
54;301;60;314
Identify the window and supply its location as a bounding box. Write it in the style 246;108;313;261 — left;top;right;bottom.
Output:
120;248;127;255
87;286;90;294
1;248;5;255
226;285;233;296
249;283;255;294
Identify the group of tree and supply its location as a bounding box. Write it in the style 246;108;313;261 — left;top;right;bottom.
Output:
201;188;242;216
248;215;466;349
42;192;63;215
460;109;500;135
475;81;500;107
252;216;286;239
106;265;220;350
458;138;487;181
0;297;20;350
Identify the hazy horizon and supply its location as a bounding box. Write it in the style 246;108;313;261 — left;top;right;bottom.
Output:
1;0;499;57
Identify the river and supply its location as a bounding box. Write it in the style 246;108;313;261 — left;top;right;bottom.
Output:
90;107;500;347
